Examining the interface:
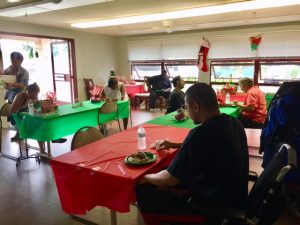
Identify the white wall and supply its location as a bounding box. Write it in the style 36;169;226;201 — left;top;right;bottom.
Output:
0;19;118;100
117;22;300;84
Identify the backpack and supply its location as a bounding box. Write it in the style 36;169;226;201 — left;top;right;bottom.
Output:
260;81;300;182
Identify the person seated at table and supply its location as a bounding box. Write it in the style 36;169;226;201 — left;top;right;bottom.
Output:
9;83;46;153
136;83;249;225
103;77;126;100
233;78;267;128
166;76;185;113
146;69;171;111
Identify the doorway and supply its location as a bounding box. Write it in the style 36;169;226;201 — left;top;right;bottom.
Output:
0;33;77;103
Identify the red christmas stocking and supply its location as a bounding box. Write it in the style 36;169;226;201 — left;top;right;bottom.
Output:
196;40;210;72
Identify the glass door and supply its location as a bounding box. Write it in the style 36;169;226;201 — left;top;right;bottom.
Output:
50;41;73;103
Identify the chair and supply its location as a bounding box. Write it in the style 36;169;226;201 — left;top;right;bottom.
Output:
0;103;40;167
98;101;121;136
188;143;297;225
71;126;104;150
0;103;12;157
83;78;95;99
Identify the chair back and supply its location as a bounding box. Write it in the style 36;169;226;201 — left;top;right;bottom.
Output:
99;101;118;114
0;103;11;118
246;143;297;225
83;78;95;98
71;126;104;150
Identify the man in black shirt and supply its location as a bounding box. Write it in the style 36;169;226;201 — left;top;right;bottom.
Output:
167;76;185;113
146;69;171;111
136;83;249;225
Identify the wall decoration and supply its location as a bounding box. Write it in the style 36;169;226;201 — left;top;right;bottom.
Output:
250;35;262;51
196;38;210;72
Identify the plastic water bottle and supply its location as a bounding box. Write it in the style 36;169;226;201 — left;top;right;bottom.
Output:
225;92;230;104
137;125;146;151
28;99;34;115
117;91;122;101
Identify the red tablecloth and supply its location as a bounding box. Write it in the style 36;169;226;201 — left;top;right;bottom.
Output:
51;124;190;214
125;84;144;97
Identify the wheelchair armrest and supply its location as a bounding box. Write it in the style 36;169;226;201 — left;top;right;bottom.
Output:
187;197;246;224
249;171;258;182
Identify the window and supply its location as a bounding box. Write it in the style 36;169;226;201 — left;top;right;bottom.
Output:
131;63;161;80
259;61;300;84
131;61;199;82
210;61;255;83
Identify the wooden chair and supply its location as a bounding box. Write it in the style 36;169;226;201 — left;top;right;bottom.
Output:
0;103;12;157
71;126;104;150
98;101;121;136
83;78;95;99
134;76;150;110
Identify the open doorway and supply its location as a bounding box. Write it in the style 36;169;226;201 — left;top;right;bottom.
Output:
0;33;77;103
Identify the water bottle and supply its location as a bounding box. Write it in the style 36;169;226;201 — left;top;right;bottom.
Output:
137;125;146;151
117;91;122;101
28;99;34;115
225;92;230;104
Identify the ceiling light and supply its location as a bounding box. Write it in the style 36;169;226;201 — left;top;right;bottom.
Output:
6;0;22;2
71;0;300;28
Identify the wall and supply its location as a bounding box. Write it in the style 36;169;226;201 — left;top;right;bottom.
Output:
117;22;300;84
0;19;118;100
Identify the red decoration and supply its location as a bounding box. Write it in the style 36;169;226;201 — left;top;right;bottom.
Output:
250;35;262;51
196;39;210;72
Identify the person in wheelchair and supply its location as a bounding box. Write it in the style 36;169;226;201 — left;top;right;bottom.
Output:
136;83;249;225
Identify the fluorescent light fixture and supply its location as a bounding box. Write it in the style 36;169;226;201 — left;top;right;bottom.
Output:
6;0;22;3
0;0;113;17
71;0;300;28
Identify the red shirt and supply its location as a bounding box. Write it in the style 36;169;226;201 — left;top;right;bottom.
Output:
242;86;267;123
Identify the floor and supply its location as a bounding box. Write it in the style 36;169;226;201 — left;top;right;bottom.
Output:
0;108;299;225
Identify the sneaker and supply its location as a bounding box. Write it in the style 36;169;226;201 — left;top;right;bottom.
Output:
39;152;50;158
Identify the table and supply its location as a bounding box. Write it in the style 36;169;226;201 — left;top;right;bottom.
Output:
147;106;241;129
125;84;144;97
51;124;190;218
13;100;130;156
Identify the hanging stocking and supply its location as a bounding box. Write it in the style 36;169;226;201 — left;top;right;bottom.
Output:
196;39;210;72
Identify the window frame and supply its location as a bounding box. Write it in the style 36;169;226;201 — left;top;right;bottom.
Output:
130;60;199;83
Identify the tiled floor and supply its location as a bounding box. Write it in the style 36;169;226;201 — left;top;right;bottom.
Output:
0;108;299;225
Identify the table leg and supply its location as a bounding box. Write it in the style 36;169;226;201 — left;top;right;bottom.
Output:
46;141;52;157
110;210;117;225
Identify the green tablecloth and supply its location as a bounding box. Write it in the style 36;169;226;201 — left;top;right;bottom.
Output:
13;100;130;141
266;93;275;108
146;107;241;129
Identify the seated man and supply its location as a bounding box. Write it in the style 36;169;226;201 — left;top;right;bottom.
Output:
136;83;249;225
234;78;267;128
146;69;171;111
166;76;185;113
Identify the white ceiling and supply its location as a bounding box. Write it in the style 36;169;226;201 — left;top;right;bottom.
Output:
0;0;300;36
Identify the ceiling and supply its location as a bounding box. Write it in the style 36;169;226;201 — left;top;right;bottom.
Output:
0;0;300;36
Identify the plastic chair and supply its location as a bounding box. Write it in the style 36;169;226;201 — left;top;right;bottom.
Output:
71;126;104;150
188;143;297;225
98;101;121;136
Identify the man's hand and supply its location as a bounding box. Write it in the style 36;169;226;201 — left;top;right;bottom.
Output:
156;140;182;150
5;82;12;89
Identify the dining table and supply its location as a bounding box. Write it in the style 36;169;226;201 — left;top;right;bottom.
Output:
51;124;190;225
147;106;241;129
13;100;130;157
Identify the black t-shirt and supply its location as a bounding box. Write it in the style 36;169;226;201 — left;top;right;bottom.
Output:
167;114;249;209
167;89;185;113
148;75;171;91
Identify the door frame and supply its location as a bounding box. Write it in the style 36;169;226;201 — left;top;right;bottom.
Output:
0;31;78;101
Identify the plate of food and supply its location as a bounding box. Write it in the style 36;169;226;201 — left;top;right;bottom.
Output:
173;108;189;121
124;152;157;166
